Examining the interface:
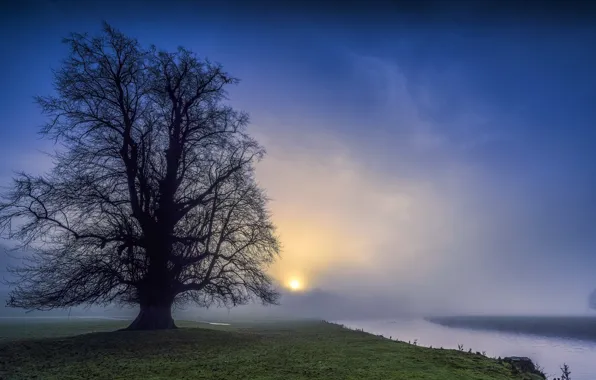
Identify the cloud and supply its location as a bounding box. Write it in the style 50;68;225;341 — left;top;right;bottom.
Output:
247;54;494;309
245;51;596;317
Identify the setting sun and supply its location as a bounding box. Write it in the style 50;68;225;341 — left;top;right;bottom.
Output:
288;279;302;291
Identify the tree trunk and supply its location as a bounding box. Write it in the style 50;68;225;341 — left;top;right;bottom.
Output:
125;304;176;330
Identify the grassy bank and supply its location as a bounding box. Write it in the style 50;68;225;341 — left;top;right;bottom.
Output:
0;319;544;380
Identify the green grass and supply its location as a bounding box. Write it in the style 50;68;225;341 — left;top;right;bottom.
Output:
0;319;544;380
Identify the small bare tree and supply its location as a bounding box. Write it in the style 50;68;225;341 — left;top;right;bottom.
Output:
0;23;280;330
560;363;571;380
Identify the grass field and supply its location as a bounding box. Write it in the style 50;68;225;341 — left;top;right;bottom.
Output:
0;318;545;380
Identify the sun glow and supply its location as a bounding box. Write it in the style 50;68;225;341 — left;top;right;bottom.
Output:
288;279;302;291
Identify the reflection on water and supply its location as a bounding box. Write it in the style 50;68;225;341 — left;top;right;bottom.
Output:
335;318;596;380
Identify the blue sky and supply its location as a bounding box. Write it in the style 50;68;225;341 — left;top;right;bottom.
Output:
1;1;596;314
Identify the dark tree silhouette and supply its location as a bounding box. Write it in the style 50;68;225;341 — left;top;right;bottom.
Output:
0;24;280;330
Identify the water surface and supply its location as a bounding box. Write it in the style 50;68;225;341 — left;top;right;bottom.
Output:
335;318;596;380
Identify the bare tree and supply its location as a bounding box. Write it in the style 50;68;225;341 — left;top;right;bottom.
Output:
560;363;571;380
0;23;280;330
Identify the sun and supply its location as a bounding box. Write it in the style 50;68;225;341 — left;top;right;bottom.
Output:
288;279;302;291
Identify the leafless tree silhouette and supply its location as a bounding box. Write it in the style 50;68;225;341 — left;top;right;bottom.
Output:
0;23;280;330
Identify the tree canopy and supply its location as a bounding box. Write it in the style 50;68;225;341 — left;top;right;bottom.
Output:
0;23;280;330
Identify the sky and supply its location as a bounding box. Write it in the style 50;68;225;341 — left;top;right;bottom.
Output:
1;0;596;317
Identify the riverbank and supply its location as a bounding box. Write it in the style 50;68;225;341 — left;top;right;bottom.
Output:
0;319;544;379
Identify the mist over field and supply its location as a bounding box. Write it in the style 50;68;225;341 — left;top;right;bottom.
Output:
2;2;596;380
1;1;596;324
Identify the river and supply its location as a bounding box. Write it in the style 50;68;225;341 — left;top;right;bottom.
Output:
335;318;596;380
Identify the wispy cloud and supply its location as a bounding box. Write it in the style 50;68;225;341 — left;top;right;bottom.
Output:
248;53;493;307
247;50;596;315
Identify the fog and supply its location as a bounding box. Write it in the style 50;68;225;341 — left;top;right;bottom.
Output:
2;1;596;321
